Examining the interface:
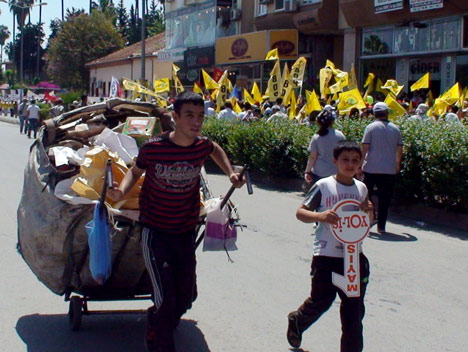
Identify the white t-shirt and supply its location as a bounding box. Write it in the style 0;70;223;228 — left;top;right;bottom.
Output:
303;176;368;258
217;108;238;120
27;104;40;120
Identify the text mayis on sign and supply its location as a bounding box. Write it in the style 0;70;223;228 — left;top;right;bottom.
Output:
330;199;370;297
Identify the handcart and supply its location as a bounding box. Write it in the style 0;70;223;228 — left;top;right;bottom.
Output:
16;99;253;331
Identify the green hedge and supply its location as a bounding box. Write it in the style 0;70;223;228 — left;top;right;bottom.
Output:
203;117;468;213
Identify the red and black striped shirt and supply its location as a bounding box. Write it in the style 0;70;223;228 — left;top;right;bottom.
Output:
136;132;214;233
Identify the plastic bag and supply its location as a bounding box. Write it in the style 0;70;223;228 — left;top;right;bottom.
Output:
86;203;112;284
203;198;238;252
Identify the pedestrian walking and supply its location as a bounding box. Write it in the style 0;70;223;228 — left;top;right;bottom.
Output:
287;140;373;352
304;109;345;185
26;99;41;139
108;91;244;352
17;98;29;134
361;102;403;234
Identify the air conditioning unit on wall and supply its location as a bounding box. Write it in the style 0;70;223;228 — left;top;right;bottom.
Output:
284;0;298;12
230;9;242;21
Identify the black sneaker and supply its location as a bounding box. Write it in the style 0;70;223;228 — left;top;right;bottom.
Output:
287;312;302;348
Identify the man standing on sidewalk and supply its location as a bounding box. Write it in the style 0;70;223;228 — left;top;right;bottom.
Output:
361;102;403;234
26;100;41;139
18;98;29;134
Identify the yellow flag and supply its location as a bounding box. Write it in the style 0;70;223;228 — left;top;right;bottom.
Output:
233;101;242;114
439;82;460;105
289;90;297;120
384;94;407;121
280;64;294;104
375;78;387;96
349;63;358;89
123;78;138;91
193;82;203;95
265;48;279;61
334;70;349;89
304;89;322;114
426;90;434;105
215;70;230;112
456;87;467;107
337;88;366;113
154;78;170;93
172;64;180;73
433;98;449;116
251;82;262;103
173;75;184;94
290;57;307;88
243;89;256;105
211;89;218;100
268;60;281;101
410;73;430;92
319;67;333;99
202;69;219;89
364;73;375;88
326;60;335;69
382;79;404;97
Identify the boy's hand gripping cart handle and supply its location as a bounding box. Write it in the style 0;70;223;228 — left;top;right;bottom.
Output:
195;165;253;249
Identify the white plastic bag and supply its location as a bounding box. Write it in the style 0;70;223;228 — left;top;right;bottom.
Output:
203;198;238;252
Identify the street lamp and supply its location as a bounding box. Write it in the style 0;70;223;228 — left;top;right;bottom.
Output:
36;0;47;80
6;1;48;85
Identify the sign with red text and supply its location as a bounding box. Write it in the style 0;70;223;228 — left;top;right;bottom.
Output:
331;199;370;297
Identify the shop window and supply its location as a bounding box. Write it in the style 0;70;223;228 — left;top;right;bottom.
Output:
464;16;468;48
456;55;468;89
256;0;267;16
362;27;393;56
430;20;460;51
395;26;430;54
275;0;285;10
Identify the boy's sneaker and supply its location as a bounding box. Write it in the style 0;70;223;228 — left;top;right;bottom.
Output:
287;312;302;348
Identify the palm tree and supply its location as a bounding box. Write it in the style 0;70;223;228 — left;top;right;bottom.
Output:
0;25;11;64
9;0;35;27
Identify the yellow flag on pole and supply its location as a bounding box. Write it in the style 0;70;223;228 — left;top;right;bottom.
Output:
384;94;407;121
233;101;242;114
375;78;387;96
410;73;430;92
349;63;358;89
215;70;230;112
319;67;333;99
304;89;322;114
439;82;460;105
202;69;219;89
251;82;262;103
154;78;170;93
326;60;335;69
381;79;404;97
289;90;297;120
243;89;256;105
290;57;307;88
337;88;366;113
268;60;281;101
193;82;203;95
364;73;375;88
265;48;279;61
172;65;184;94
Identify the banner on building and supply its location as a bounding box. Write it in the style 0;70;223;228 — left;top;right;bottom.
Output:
374;0;403;14
409;0;443;13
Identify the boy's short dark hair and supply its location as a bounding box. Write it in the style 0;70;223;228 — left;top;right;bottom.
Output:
333;140;362;159
173;91;204;115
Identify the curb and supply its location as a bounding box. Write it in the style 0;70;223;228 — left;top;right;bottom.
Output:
0;114;20;125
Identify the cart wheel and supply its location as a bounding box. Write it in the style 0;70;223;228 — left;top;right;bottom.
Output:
68;296;83;331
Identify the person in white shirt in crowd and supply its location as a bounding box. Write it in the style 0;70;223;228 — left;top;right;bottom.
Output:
238;102;254;122
272;97;287;114
26;99;41;139
217;101;238;121
206;103;217;117
408;103;429;122
267;105;289;123
444;105;461;123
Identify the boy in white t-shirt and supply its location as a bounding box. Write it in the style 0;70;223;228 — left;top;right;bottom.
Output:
287;140;374;352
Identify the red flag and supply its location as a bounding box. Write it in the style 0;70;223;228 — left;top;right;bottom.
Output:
45;91;59;102
213;67;224;82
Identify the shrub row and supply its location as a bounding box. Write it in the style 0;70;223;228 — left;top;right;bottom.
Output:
202;117;468;213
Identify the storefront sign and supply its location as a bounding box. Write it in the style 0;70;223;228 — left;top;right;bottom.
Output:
331;200;370;298
184;46;215;70
216;31;268;64
374;0;403;14
157;48;185;62
409;58;441;81
269;30;298;59
215;30;298;65
409;0;443;12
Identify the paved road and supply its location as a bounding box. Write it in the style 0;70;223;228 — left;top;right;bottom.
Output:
0;120;467;352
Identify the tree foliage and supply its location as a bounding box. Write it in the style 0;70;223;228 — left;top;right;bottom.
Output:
46;11;124;89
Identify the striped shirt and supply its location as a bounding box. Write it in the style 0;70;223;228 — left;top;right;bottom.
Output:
136;132;214;233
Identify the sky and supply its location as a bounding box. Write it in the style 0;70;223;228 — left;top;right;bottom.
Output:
0;0;146;49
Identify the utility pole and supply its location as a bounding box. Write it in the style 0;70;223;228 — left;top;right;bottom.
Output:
36;0;43;80
140;0;146;82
